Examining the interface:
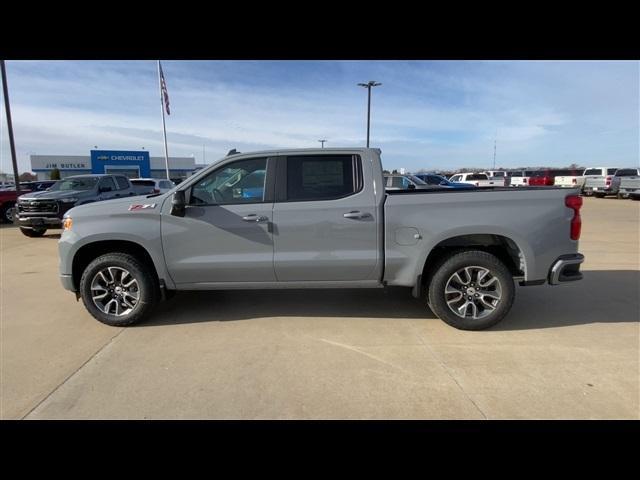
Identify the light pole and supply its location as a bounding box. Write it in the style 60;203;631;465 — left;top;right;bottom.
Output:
318;139;327;148
357;81;382;147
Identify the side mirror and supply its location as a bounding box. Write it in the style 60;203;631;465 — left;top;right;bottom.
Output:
171;190;186;217
408;184;416;190
440;180;448;185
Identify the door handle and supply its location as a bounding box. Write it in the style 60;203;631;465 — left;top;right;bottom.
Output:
242;214;269;222
343;211;372;220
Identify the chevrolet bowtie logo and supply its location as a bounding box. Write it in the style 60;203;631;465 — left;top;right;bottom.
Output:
97;155;109;161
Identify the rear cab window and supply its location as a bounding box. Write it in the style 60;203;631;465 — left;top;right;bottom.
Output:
469;174;488;181
584;168;603;176
615;169;639;177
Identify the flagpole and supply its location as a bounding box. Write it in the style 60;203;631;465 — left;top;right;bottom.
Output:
157;60;170;180
1;60;21;196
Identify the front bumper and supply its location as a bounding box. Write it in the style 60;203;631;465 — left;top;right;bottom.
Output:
15;214;63;228
548;253;584;285
60;273;75;292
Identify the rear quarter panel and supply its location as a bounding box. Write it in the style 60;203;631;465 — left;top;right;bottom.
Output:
383;188;579;286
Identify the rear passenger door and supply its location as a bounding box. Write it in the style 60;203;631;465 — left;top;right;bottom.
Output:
272;154;379;282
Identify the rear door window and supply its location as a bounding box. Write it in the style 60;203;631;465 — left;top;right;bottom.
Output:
98;177;117;192
285;155;360;201
115;176;130;190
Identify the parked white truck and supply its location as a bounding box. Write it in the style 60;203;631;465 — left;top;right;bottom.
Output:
58;148;584;331
556;167;618;191
448;172;498;187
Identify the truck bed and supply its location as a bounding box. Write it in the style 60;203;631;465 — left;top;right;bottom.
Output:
383;186;577;286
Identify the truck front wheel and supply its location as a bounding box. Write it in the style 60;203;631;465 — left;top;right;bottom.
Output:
427;250;515;330
79;252;159;326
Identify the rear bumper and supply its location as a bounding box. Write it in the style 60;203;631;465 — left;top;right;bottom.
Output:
548;253;584;285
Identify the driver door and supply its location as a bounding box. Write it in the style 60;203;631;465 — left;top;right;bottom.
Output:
162;157;276;285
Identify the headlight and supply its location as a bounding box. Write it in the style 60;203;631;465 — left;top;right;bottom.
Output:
60;197;78;203
63;217;73;231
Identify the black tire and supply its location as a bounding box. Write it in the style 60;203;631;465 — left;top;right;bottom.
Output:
427;250;515;331
1;203;15;223
79;252;159;327
20;227;47;237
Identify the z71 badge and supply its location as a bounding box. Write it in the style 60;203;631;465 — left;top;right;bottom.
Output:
128;203;157;211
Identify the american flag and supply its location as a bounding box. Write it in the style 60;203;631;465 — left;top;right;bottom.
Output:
159;61;170;115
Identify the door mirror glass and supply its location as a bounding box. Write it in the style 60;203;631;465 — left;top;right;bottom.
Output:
171;190;186;217
408;183;416;190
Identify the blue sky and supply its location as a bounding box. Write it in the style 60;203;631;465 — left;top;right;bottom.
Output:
1;60;638;173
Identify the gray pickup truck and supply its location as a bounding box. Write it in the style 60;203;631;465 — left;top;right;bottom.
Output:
58;148;584;330
16;174;137;237
618;175;640;199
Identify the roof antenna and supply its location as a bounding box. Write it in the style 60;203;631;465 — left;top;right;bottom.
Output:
227;148;240;156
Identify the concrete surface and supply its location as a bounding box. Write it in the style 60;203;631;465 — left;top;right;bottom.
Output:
1;196;638;419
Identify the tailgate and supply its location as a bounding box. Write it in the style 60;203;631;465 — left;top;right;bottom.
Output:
584;177;607;189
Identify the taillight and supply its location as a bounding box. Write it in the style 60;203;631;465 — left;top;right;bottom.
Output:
523;178;528;183
572;178;577;184
565;195;582;240
153;188;160;193
475;182;479;187
605;176;612;186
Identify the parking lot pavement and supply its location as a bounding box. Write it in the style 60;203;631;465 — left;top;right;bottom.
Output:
1;197;638;419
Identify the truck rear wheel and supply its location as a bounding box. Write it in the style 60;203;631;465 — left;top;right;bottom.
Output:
20;227;47;237
79;252;159;327
427;250;515;330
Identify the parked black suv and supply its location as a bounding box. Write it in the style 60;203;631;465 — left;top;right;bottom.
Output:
15;174;137;237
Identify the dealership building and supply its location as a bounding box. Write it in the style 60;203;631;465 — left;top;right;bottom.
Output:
30;150;204;181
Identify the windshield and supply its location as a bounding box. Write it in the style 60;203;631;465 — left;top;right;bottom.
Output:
50;177;99;191
407;175;427;185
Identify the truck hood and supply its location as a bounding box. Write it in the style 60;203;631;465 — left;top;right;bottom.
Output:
19;190;85;200
65;193;167;218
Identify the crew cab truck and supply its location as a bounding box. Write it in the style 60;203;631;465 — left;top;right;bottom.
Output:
16;174;137;237
58;148;585;331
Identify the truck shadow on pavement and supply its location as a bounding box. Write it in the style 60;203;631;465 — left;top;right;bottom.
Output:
143;270;639;330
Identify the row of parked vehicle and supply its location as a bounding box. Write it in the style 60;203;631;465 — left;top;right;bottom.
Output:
386;167;640;199
0;175;177;235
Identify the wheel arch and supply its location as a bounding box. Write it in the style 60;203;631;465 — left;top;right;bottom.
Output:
414;233;528;297
71;240;159;292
